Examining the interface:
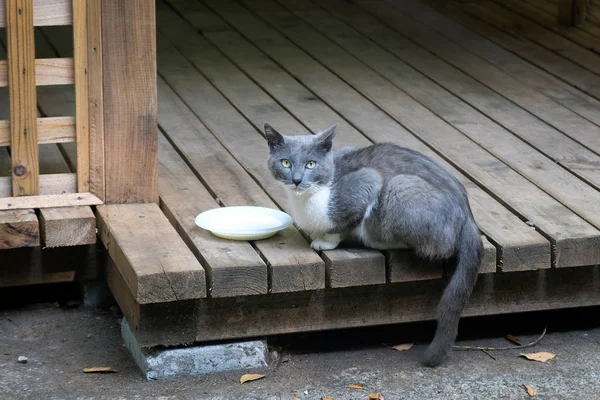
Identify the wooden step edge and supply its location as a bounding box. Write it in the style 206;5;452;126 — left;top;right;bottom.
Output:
39;206;97;248
97;203;207;305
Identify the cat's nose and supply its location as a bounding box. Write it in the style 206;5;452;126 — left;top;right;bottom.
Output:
292;177;302;186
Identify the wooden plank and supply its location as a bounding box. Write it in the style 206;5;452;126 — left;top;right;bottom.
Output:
0;192;102;210
0;58;73;87
295;1;600;219
457;0;600;77
0;0;71;27
73;0;90;193
412;0;600;132
157;77;326;293
102;0;158;203
87;0;105;201
229;0;600;268
39;206;96;248
156;2;381;289
0;173;75;198
523;0;600;39
353;0;600;160
97;203;207;304
6;0;39;195
0;117;75;146
117;265;600;347
559;0;589;25
158;132;268;297
508;0;600;39
0;208;39;249
189;0;550;272
435;0;600;104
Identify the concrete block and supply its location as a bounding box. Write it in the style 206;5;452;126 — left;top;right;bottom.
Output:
121;319;268;380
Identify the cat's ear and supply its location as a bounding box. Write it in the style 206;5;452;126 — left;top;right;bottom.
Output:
315;124;337;152
264;122;285;151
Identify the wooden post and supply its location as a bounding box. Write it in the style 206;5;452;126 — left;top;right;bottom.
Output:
87;0;105;201
72;0;90;193
559;0;589;26
6;0;39;195
101;0;158;203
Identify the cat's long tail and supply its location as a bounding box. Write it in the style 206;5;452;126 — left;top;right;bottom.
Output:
423;218;483;367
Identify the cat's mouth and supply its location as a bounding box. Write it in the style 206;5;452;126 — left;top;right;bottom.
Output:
287;185;311;196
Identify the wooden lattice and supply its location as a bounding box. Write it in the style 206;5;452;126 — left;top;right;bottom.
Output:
0;0;102;210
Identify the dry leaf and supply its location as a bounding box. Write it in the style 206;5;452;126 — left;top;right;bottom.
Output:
392;343;414;351
520;352;556;363
348;384;364;390
239;373;265;384
505;334;522;345
83;367;116;373
368;393;384;400
524;384;537;397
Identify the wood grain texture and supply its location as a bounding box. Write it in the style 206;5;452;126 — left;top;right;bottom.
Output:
87;0;105;200
0;192;102;210
6;0;39;195
0;58;73;87
39;206;96;248
157;77;325;293
102;0;158;203
238;0;600;268
114;264;600;347
73;0;90;193
0;209;39;249
96;203;206;304
0;117;75;146
158;132;268;298
0;0;72;27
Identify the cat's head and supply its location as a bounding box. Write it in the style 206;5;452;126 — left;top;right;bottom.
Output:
264;123;337;193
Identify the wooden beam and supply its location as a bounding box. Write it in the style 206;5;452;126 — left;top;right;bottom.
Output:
109;261;600;347
559;0;589;25
0;192;102;211
101;0;158;203
6;0;39;195
87;0;106;200
96;203;206;304
0;117;76;146
0;58;74;87
0;0;72;27
39;206;96;248
0;209;40;249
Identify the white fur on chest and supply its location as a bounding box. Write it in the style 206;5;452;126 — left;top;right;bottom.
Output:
286;186;334;236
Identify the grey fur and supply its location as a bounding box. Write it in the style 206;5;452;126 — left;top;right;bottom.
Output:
265;123;483;367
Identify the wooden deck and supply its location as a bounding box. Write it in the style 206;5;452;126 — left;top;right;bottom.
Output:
9;0;600;345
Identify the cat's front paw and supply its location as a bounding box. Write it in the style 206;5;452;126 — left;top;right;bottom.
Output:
310;233;342;251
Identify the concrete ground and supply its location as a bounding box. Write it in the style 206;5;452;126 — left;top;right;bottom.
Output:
1;283;599;399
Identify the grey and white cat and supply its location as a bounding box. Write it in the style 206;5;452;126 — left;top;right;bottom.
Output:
264;122;483;367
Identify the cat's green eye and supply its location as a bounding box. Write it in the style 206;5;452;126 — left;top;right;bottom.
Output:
281;159;291;168
306;161;317;169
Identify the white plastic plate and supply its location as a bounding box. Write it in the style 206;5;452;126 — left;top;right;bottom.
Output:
195;206;293;241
